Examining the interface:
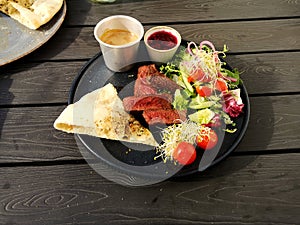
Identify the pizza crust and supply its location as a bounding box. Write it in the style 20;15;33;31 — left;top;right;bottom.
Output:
0;0;63;29
54;83;158;147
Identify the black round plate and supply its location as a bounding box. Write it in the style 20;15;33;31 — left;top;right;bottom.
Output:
69;41;250;178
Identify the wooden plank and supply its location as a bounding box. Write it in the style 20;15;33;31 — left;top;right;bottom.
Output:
0;153;299;224
29;27;100;61
236;95;300;152
1;51;299;105
65;0;300;25
0;61;85;105
173;19;300;54
0;106;81;163
0;95;299;163
226;52;300;95
29;19;300;61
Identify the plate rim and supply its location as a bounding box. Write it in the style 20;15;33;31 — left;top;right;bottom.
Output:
0;0;67;66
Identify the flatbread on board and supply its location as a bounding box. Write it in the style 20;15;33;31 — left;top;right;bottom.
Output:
54;83;158;147
0;0;63;29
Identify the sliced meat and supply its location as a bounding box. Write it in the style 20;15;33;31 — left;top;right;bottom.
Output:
128;64;184;125
143;109;187;125
123;95;172;112
134;72;180;95
148;75;180;93
134;78;157;96
137;64;165;79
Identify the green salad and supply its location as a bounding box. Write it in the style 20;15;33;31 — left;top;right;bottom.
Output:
160;40;244;129
155;40;245;165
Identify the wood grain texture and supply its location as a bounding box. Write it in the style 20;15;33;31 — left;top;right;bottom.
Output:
172;19;300;53
0;153;299;224
236;95;300;151
226;52;300;95
27;19;300;61
0;106;81;163
0;61;85;105
0;95;299;163
1;52;300;105
29;27;100;61
65;0;300;25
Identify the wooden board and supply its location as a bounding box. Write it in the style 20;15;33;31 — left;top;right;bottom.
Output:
0;106;80;163
0;95;299;163
0;153;299;224
26;19;300;61
0;61;85;105
66;0;300;25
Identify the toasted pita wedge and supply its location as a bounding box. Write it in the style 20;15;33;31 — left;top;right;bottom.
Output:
54;83;158;147
0;0;63;29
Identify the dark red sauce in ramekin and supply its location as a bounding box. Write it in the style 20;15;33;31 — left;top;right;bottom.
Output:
147;30;178;50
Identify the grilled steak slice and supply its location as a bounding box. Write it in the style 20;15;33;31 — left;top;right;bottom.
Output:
143;109;187;125
123;95;172;112
134;78;157;96
148;75;180;93
137;64;165;79
134;70;180;96
128;64;184;125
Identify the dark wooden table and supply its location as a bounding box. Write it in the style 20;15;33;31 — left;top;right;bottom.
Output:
1;0;299;224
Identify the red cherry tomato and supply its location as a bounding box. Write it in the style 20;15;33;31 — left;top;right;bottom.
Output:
215;78;228;92
196;86;213;97
188;69;211;83
173;142;196;165
196;128;218;150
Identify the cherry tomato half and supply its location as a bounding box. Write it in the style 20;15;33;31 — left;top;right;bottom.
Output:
215;78;228;92
196;128;218;150
196;86;213;97
173;142;196;165
188;69;211;83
